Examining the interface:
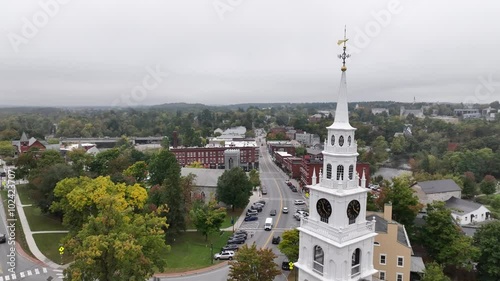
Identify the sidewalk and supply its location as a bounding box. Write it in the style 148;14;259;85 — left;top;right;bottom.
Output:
15;189;66;269
222;189;262;232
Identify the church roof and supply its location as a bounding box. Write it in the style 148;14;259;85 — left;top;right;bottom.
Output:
20;132;28;142
328;71;354;130
181;167;225;187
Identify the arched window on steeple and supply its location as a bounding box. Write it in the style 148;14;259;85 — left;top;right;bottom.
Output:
330;134;335;146
351;248;361;277
339;135;344;147
348;165;354;180
336;165;344;181
313;246;324;275
348;135;352;146
326;164;332;179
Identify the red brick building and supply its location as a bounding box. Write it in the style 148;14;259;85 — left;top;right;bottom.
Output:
12;132;46;155
171;145;259;171
283;157;303;179
267;142;296;156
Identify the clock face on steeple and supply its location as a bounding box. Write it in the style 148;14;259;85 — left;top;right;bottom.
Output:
347;200;361;224
316;198;332;223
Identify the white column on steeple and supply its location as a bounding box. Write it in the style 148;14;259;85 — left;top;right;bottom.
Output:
361;168;367;188
311;167;317;186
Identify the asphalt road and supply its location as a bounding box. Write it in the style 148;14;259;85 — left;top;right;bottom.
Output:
156;137;306;281
0;163;64;280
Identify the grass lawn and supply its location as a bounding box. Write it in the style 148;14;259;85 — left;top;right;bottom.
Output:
162;231;232;272
15;184;36;205
23;206;66;231
0;190;35;259
33;233;73;264
221;208;244;229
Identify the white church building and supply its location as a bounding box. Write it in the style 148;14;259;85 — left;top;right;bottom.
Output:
295;33;377;281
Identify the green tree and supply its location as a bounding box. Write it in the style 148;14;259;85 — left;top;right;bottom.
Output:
228;243;281;281
51;176;148;233
189;200;226;241
64;196;169;281
67;148;93;176
295;146;307;157
377;175;422;229
277;229;300;262
473;221;500;280
147;149;179;186
13;148;40;179
421;262;450;281
420;201;478;268
248;169;261;189
216;167;252;211
0;140;15;157
123;161;148;183
390;135;406;155
371;136;389;163
29;163;76;214
480;175;497;195
462;172;477;199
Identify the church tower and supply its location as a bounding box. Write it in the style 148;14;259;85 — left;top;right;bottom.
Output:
295;28;377;281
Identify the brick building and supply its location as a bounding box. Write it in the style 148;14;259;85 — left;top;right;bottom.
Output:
171;145;259;171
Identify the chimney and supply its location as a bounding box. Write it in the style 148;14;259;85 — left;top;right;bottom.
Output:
384;203;393;222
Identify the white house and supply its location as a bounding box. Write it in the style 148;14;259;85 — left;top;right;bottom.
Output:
445;196;492;225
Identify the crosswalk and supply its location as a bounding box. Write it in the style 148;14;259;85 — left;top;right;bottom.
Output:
0;268;64;280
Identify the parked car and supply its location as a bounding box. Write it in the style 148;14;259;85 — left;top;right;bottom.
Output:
221;244;239;252
282;261;291;271
250;205;263;212
214;251;235;260
294;199;306;205
0;234;6;243
256;200;266;205
291;186;298;192
235;229;247;235
261;188;268;195
270;209;277;216
285;180;292;186
244;216;258;221
230;233;247;240
227;237;246;244
246;209;258;216
282;207;289;214
272;236;281;244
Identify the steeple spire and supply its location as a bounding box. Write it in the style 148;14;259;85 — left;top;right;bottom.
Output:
329;26;353;130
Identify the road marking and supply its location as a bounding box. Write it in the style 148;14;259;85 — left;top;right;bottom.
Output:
0;276;3;281
34;269;39;274
43;268;48;273
27;270;32;276
10;274;16;280
19;272;25;278
4;275;9;280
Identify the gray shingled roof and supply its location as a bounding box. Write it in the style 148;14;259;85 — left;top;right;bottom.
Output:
417;179;461;194
181;168;226;187
367;214;409;247
445;196;483;214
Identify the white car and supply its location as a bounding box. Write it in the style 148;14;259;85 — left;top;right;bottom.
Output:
294;200;306;205
214;250;235;260
282;207;289;214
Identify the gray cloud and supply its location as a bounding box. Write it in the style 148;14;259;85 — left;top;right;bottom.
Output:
1;0;499;107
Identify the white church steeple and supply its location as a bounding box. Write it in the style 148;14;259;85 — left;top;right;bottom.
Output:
295;27;377;281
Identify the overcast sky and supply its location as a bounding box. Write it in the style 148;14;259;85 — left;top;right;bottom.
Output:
1;0;499;107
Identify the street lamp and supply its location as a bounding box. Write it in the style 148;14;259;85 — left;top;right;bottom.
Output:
210;243;214;265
